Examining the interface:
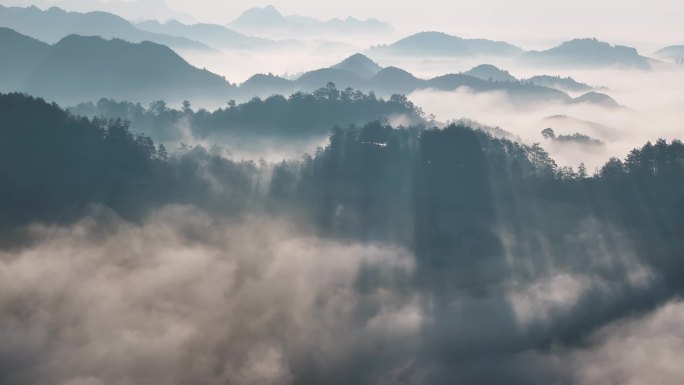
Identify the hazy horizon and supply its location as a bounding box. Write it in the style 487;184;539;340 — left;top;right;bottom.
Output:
4;0;683;52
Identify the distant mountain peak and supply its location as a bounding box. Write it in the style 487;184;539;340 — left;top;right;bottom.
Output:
655;45;684;63
228;4;392;36
557;38;637;53
233;5;284;24
374;66;420;81
415;31;453;37
469;64;500;69
331;53;382;79
464;64;517;82
571;92;621;108
347;53;372;60
264;5;280;13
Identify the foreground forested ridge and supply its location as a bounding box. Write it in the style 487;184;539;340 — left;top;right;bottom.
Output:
1;92;683;384
0;93;259;228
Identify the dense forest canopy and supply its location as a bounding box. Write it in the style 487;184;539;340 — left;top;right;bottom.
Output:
4;92;684;284
1;92;683;384
68;83;425;145
5;91;682;253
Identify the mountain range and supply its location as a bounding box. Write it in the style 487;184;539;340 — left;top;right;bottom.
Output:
227;5;393;38
238;55;617;107
1;0;195;23
1;5;306;52
370;33;653;71
459;65;596;93
134;19;286;50
2;4;657;73
0;5;210;51
0;28;233;104
0;26;623;108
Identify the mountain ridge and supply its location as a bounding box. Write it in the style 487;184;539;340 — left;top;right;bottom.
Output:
369;31;523;57
0;5;210;51
227;5;393;37
135;19;282;50
522;38;652;69
0;32;623;109
0;29;232;104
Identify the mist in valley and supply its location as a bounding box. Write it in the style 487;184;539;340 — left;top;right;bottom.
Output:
408;63;684;169
0;1;683;385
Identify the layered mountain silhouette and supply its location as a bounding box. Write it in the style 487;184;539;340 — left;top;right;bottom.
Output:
236;54;619;107
655;45;684;64
457;65;597;93
521;38;652;69
0;30;622;109
135;19;288;50
0;28;232;104
3;0;195;23
227;5;392;37
0;5;209;50
368;31;523;57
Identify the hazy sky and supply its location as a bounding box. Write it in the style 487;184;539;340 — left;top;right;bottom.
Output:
163;0;684;48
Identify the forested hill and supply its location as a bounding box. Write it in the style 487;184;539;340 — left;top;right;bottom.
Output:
2;92;684;370
4;91;683;253
0;92;259;229
67;84;426;144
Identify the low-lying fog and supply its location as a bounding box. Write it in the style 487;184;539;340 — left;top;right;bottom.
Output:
409;62;684;170
179;42;684;171
3;205;683;385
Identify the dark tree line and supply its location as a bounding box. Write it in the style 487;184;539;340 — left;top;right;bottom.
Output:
68;83;425;144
